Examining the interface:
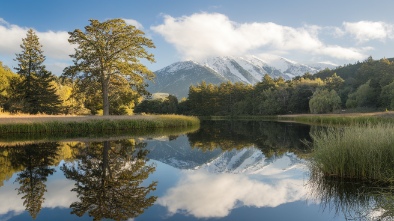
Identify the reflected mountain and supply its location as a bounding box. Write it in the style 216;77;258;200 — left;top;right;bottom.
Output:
158;153;309;219
146;135;223;169
146;121;311;172
61;140;157;221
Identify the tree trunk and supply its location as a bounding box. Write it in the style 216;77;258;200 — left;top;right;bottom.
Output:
102;78;110;116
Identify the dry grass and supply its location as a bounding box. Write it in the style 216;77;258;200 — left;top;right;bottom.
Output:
279;111;394;118
0;114;165;124
0;114;200;134
278;111;394;126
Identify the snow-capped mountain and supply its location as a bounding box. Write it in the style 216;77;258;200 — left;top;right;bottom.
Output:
145;135;305;174
195;148;305;175
148;55;336;98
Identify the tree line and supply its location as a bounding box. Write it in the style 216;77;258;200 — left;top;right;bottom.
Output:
135;57;394;115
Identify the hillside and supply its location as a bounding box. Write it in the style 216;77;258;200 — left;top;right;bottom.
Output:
148;56;336;98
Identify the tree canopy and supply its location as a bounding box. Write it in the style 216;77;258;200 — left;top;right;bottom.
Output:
6;29;61;114
63;19;155;115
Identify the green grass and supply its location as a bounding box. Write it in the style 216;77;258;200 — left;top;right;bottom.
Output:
284;115;392;126
309;123;394;182
0;115;200;135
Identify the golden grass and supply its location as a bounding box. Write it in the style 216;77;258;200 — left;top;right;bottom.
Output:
0;114;200;135
278;111;394;125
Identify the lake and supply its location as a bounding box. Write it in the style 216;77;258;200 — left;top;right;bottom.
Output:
0;120;391;221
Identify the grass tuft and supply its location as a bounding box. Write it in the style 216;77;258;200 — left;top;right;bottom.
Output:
309;123;394;182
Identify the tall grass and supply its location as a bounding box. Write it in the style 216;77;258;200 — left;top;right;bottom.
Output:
279;115;394;126
0;115;200;135
309;124;394;182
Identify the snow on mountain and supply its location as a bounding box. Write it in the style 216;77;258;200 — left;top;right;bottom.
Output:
145;136;305;174
195;147;306;175
148;55;337;98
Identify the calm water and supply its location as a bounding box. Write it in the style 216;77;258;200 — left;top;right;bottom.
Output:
0;121;391;221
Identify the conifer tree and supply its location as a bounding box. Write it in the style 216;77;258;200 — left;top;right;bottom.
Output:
14;29;61;114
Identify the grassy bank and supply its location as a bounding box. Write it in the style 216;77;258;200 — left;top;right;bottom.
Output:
309;123;394;182
0;114;200;135
278;111;394;126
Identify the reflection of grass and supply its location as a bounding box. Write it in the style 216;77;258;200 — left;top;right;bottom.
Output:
309;124;394;182
0;124;200;144
0;114;200;135
308;171;394;220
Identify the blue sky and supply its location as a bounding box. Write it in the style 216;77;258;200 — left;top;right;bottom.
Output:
1;0;394;74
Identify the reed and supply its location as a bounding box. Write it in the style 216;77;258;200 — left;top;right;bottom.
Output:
309;123;394;182
289;115;390;126
0;115;200;135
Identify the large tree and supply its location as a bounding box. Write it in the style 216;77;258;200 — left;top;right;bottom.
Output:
63;19;155;115
61;140;157;220
12;29;61;114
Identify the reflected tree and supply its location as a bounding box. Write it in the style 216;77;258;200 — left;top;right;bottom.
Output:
9;142;59;219
188;120;312;158
61;140;157;221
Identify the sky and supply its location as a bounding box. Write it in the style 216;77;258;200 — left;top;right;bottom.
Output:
1;0;394;75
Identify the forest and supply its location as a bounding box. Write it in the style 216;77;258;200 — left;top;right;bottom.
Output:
1;18;394;116
136;57;394;116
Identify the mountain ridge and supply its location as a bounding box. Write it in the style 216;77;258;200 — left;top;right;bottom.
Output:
148;55;336;98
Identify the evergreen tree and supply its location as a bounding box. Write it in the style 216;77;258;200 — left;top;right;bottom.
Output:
13;29;61;114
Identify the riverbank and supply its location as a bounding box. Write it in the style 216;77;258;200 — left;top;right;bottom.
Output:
278;111;394;125
0;114;200;134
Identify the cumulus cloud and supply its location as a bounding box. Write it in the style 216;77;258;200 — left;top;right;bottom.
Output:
158;171;308;218
0;18;73;67
151;13;365;61
0;178;76;217
343;21;394;43
123;18;144;30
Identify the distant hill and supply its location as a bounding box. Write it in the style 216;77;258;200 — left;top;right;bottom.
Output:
148;56;336;98
313;57;394;88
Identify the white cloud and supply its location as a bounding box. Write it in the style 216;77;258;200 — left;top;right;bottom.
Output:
343;21;393;43
158;171;309;218
0;18;73;74
123;18;144;30
151;13;365;61
0;177;76;217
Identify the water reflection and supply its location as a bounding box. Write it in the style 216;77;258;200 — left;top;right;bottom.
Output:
0;143;60;218
158;153;309;218
0;139;157;220
189;120;311;157
308;172;394;220
2;121;393;220
61;140;157;220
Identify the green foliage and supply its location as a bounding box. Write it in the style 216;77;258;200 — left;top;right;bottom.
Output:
380;80;394;109
5;29;61;114
346;80;375;108
134;95;178;114
0;62;17;107
309;89;341;114
63;19;155;115
309;124;394;182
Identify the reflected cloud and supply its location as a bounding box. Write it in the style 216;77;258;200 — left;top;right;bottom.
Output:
158;170;309;218
0;178;76;217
